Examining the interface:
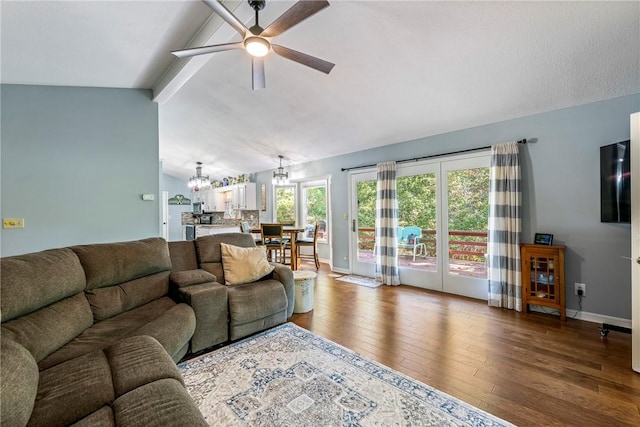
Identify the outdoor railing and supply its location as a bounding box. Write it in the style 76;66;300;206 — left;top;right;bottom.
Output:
357;227;487;262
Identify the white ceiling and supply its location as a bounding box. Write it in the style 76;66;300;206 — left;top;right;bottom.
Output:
2;1;639;181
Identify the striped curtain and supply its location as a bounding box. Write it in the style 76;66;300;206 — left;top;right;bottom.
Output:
487;142;522;310
375;161;400;285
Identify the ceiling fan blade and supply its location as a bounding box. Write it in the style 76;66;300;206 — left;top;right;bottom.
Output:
202;0;248;37
252;57;266;90
272;44;335;74
261;0;330;38
172;42;243;58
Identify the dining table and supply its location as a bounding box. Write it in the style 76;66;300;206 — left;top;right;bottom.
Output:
251;225;305;270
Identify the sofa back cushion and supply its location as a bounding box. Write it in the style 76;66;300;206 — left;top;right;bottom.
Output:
1;248;93;363
0;336;39;427
168;240;199;272
72;238;172;321
1;248;86;322
195;233;256;284
2;293;93;363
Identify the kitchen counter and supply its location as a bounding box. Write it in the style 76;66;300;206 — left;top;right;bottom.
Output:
195;224;241;238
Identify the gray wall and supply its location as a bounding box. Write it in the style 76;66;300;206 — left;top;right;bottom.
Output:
255;93;640;320
1;84;160;256
161;173;191;241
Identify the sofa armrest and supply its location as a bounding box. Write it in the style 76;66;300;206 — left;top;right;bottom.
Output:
270;263;294;318
177;282;228;352
170;269;217;288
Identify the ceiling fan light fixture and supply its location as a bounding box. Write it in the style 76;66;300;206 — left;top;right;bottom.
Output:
244;37;270;57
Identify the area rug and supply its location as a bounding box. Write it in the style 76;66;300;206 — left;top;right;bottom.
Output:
178;323;513;426
335;274;382;288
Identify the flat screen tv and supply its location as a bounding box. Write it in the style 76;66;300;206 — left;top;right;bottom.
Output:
600;140;631;223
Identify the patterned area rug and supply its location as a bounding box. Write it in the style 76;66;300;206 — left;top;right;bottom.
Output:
179;323;513;426
335;275;381;288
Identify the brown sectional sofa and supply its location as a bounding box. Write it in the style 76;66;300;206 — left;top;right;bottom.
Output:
0;234;294;426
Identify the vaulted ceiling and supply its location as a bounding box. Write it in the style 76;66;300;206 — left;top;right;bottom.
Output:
2;1;639;181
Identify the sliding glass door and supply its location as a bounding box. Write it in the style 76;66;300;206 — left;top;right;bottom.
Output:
349;153;490;299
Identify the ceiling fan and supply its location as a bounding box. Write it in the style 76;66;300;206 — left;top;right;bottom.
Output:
172;0;335;90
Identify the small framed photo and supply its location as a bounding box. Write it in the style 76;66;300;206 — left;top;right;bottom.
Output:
534;233;553;246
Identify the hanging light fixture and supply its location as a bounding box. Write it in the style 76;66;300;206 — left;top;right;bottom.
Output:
272;155;289;185
188;162;211;189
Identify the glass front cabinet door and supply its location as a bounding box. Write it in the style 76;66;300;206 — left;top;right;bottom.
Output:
520;244;566;320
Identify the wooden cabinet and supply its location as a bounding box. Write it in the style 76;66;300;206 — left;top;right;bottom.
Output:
521;244;566;320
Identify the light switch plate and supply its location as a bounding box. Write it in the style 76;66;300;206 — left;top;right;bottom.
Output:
3;218;24;228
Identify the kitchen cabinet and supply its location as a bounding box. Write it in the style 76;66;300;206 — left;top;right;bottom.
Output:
520;244;566;320
218;183;256;211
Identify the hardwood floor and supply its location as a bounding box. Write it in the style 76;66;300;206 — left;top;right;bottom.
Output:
290;263;640;426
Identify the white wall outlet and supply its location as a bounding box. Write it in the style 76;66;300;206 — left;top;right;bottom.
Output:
141;194;155;201
3;218;24;228
574;282;586;296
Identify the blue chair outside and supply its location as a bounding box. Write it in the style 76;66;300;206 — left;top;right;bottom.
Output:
399;226;425;261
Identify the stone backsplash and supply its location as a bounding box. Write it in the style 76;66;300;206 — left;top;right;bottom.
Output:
182;210;259;227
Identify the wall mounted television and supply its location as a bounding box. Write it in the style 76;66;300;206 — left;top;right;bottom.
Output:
600;140;631;223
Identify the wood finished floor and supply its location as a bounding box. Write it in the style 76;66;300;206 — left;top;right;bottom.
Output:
290;262;640;427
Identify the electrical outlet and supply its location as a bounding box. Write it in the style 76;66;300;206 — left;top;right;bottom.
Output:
574;282;586;296
3;218;24;228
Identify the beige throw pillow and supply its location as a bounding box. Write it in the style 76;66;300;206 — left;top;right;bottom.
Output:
220;242;275;286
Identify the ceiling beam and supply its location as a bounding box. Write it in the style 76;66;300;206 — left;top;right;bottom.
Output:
152;1;247;104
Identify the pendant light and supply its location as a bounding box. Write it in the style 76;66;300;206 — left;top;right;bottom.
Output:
188;162;211;189
272;155;289;185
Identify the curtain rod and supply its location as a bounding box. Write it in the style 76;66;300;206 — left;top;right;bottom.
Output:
341;139;527;172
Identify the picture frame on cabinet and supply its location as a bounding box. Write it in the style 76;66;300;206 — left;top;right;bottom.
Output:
534;233;553;245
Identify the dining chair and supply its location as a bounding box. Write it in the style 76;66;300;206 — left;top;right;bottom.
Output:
295;222;320;269
241;221;262;245
261;223;290;264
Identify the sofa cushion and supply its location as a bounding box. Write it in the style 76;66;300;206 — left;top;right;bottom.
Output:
169;269;217;288
70;406;114;427
71;238;171;290
113;379;208;427
227;279;288;325
37;297;185;370
30;350;115;427
220;243;274;285
0;337;39;427
105;336;183;398
0;248;86;322
85;271;170;322
127;303;196;362
1;292;93;364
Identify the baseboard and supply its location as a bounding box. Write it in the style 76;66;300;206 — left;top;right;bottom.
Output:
529;305;632;329
331;267;350;275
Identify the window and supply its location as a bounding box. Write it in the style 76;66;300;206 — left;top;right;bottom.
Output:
301;180;328;242
273;185;296;224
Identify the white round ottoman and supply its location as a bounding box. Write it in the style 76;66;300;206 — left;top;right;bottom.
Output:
293;270;316;313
